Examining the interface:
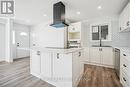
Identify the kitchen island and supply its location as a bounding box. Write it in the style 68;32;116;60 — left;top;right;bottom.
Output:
30;47;84;87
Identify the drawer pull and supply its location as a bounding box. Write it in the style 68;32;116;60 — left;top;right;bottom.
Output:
123;54;126;56
123;77;126;82
57;53;59;59
123;64;127;67
37;51;40;55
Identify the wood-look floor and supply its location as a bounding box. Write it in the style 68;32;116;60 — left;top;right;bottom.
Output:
0;58;54;87
0;58;122;87
78;65;122;87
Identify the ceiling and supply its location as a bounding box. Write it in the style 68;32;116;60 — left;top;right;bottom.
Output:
14;0;130;25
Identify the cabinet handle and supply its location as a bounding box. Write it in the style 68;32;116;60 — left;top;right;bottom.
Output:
37;51;40;55
127;21;129;26
99;48;102;51
123;64;127;67
123;77;126;82
123;54;126;56
79;52;81;57
120;27;122;31
57;53;59;59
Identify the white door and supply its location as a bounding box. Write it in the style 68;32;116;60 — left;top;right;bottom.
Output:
0;24;5;61
90;47;101;64
15;29;30;59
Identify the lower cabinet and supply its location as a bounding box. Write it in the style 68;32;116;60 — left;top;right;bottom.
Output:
30;50;84;87
30;50;41;77
89;47;114;67
120;51;130;87
101;47;114;66
90;47;101;64
40;52;52;79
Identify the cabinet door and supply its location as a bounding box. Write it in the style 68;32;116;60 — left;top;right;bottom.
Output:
101;48;114;66
53;53;72;78
30;50;40;76
124;4;130;29
83;48;90;62
90;48;101;64
68;22;81;32
79;50;84;75
72;51;80;86
40;52;52;79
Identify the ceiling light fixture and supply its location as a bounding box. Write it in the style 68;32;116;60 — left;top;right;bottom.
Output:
43;14;47;16
98;6;102;10
77;11;81;15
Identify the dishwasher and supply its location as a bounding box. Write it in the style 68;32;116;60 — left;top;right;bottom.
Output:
115;48;120;79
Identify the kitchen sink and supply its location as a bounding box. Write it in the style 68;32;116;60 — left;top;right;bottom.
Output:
92;45;112;47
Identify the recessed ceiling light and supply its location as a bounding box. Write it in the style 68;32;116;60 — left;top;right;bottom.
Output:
43;14;47;16
98;6;102;10
77;11;81;15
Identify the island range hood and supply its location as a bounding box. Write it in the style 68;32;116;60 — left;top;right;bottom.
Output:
50;1;68;28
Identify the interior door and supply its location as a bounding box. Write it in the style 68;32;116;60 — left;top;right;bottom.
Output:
15;30;30;59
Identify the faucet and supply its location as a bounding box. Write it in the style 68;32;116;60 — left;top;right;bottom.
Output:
100;38;102;47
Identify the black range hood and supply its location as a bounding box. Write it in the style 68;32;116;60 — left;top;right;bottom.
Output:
50;2;68;28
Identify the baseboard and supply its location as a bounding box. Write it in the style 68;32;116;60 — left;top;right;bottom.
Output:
83;61;114;68
14;56;30;60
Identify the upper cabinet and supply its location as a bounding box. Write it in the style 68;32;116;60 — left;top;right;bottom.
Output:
90;22;111;41
119;2;130;32
68;22;87;48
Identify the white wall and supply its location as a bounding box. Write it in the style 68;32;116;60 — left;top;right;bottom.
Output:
82;17;130;47
30;22;67;48
13;23;30;59
0;23;6;61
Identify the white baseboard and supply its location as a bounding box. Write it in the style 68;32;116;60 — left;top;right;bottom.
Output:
83;61;114;68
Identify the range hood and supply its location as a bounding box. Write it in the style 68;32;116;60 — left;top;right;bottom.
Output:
50;2;68;28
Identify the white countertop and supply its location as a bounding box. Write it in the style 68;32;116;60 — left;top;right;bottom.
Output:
31;47;83;54
114;47;130;53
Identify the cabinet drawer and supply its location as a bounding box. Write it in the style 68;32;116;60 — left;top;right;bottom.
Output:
121;72;130;87
121;58;130;78
121;52;130;62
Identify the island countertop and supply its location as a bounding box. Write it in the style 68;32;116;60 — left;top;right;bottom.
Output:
31;47;83;54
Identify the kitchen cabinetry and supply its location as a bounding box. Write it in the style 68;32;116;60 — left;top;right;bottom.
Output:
120;50;130;87
119;2;130;32
101;47;114;65
83;47;90;62
40;52;52;79
30;50;41;77
30;48;84;87
68;22;87;48
89;47;114;68
90;47;101;64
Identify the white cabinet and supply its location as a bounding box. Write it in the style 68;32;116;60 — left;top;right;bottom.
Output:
30;50;41;77
101;48;114;66
90;47;101;64
68;22;87;48
68;22;81;32
83;47;90;62
119;2;130;32
89;47;114;67
40;52;52;79
120;51;130;87
30;49;84;87
52;53;72;78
